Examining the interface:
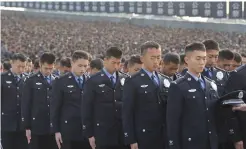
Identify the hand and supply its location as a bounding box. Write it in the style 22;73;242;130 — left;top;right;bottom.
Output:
130;143;138;149
232;104;246;111
26;129;31;144
234;141;244;149
55;132;63;149
89;136;96;149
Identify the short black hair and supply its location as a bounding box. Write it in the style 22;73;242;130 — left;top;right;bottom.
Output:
88;53;93;62
163;52;180;65
121;58;126;63
124;60;129;69
185;42;206;54
140;41;161;55
34;59;40;69
202;39;220;51
105;47;122;59
72;50;89;62
241;52;246;58
40;52;56;64
218;50;234;61
11;53;27;62
179;53;186;65
60;57;72;68
233;52;242;63
3;61;11;71
128;55;142;67
90;58;104;70
55;58;61;64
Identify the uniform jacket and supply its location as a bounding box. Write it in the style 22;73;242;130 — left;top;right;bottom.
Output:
21;71;56;135
122;69;170;149
82;70;129;146
50;72;89;141
167;72;219;149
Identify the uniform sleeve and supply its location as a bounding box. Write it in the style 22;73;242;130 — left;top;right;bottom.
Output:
224;72;244;143
21;78;33;129
122;78;137;145
82;79;95;138
166;82;184;149
50;78;63;133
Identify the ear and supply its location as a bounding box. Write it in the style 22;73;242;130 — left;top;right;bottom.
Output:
140;56;144;63
184;56;189;65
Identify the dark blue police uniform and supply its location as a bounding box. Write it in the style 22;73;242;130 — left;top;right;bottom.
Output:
82;69;129;149
122;69;170;149
1;71;28;149
21;71;57;149
50;72;91;149
224;65;246;149
167;72;219;149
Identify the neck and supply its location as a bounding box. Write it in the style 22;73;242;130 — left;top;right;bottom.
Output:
188;69;200;78
104;67;115;75
142;66;153;73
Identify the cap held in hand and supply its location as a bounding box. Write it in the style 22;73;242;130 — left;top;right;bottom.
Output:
219;90;245;107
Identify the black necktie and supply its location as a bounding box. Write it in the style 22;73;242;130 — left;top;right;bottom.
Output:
110;76;115;88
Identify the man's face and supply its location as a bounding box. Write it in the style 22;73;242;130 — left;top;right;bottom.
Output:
25;62;33;73
128;63;142;76
141;48;161;72
242;57;246;65
72;59;89;76
40;62;54;76
230;60;241;71
59;66;71;75
11;60;26;75
217;59;233;71
206;50;219;68
185;50;206;74
161;61;179;77
90;68;100;75
104;57;121;74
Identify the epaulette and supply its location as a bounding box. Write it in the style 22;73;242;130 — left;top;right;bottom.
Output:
118;71;130;77
174;76;185;84
204;76;213;83
214;67;227;72
158;72;169;79
1;71;8;76
130;71;142;79
235;64;246;73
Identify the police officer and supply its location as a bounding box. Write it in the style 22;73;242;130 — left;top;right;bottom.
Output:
160;52;180;81
21;52;57;149
51;51;91;149
127;55;143;76
122;41;170;149
88;58;104;76
82;47;129;149
1;53;29;149
167;42;219;149
202;40;234;97
224;64;246;149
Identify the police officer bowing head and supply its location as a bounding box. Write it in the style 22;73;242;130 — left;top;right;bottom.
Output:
1;53;28;149
122;41;170;149
21;52;57;149
51;50;91;149
82;47;129;149
167;42;220;149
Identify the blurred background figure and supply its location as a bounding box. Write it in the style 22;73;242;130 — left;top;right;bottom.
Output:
88;58;104;75
127;55;142;76
58;57;72;75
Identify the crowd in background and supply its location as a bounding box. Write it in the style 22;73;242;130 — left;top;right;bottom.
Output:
1;11;246;62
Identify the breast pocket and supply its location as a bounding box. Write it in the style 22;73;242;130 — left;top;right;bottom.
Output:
95;86;113;102
64;87;80;99
138;87;156;103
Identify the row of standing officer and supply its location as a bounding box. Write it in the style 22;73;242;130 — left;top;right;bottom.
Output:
1;41;244;149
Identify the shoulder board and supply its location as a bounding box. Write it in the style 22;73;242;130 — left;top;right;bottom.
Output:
1;71;8;76
204;76;213;82
158;72;171;79
174;76;185;84
235;64;246;73
214;67;227;72
130;71;142;79
118;71;130;77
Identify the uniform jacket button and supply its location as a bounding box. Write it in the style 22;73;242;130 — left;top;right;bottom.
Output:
188;138;191;141
33;118;35;120
142;129;145;132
